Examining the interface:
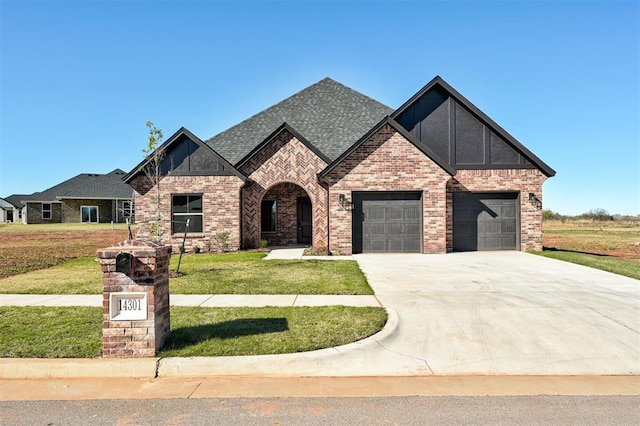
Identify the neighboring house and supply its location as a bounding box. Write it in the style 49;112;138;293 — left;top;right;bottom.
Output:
2;195;30;223
0;198;18;222
8;169;134;224
125;76;555;254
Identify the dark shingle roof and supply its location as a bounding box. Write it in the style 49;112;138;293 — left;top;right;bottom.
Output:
204;78;394;165
3;194;31;208
21;169;133;203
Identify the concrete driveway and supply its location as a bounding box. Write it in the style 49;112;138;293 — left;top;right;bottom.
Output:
355;251;639;375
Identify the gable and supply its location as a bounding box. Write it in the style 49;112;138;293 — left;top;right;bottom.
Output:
204;78;394;165
392;77;555;177
162;134;238;176
123;127;246;183
320;117;455;179
238;126;329;179
320;122;453;190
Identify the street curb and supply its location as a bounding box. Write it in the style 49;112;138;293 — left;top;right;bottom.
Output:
157;307;400;377
0;358;160;379
0;308;399;380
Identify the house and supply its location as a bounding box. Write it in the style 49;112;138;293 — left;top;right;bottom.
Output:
8;169;134;224
0;197;17;222
124;76;555;254
1;195;29;223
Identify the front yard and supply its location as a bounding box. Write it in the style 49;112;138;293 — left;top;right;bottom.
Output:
0;252;372;295
0;226;383;358
0;306;387;358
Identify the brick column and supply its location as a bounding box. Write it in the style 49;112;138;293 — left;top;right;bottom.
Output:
97;240;172;358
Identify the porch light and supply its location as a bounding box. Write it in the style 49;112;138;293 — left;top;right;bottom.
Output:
528;192;542;209
338;193;353;210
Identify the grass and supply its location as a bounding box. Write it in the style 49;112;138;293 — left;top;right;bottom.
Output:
0;306;103;358
532;250;640;280
160;306;387;357
0;257;102;294
0;306;387;358
537;219;640;280
0;252;372;295
0;223;128;278
542;220;640;261
170;252;371;295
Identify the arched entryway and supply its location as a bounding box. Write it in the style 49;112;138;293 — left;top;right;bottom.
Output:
260;182;312;246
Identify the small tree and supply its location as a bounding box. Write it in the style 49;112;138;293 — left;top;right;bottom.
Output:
140;121;165;241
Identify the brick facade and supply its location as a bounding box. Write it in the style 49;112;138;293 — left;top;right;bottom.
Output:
447;169;548;251
131;174;244;253
129;127;548;255
260;183;310;246
97;240;171;358
323;124;452;255
26;202;62;224
62;199;119;223
239;130;329;249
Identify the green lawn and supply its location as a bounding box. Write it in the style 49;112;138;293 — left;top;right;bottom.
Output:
0;306;102;358
532;250;640;280
0;306;387;358
0;252;372;295
170;252;371;295
0;257;102;294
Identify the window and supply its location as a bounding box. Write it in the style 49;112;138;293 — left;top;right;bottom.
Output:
81;206;98;223
172;194;203;233
120;200;133;218
261;200;277;232
42;203;52;220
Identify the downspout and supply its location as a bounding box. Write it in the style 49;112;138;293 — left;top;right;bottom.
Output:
239;185;244;249
317;173;330;252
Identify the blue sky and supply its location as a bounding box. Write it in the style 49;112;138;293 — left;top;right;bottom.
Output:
1;0;638;216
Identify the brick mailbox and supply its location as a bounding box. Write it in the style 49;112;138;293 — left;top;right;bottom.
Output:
97;240;172;357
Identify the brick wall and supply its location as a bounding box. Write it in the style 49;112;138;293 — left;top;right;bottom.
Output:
239;130;329;249
62;199;116;223
260;183;309;246
25;202;62;224
323;124;451;254
447;169;548;251
97;240;171;357
131;174;244;253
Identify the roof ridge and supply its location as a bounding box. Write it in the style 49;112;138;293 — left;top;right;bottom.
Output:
203;78;394;164
204;78;339;144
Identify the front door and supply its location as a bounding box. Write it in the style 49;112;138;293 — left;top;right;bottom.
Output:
297;197;312;244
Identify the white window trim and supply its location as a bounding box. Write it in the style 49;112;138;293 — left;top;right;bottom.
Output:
42;203;52;220
81;205;99;223
120;200;133;217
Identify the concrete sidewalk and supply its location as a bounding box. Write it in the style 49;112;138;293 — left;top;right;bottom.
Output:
0;294;381;308
264;246;355;260
3;376;639;400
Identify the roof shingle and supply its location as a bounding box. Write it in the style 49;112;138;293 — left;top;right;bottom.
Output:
14;169;133;203
204;78;394;165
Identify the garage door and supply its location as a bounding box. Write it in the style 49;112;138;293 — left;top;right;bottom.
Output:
453;192;519;251
353;192;422;253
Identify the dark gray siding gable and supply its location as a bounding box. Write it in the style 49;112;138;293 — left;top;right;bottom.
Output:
162;135;237;176
395;93;532;170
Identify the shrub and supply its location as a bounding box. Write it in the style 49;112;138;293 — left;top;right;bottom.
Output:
303;246;329;256
259;239;268;249
214;230;230;252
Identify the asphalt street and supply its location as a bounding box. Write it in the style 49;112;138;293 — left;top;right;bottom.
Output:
1;396;638;425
